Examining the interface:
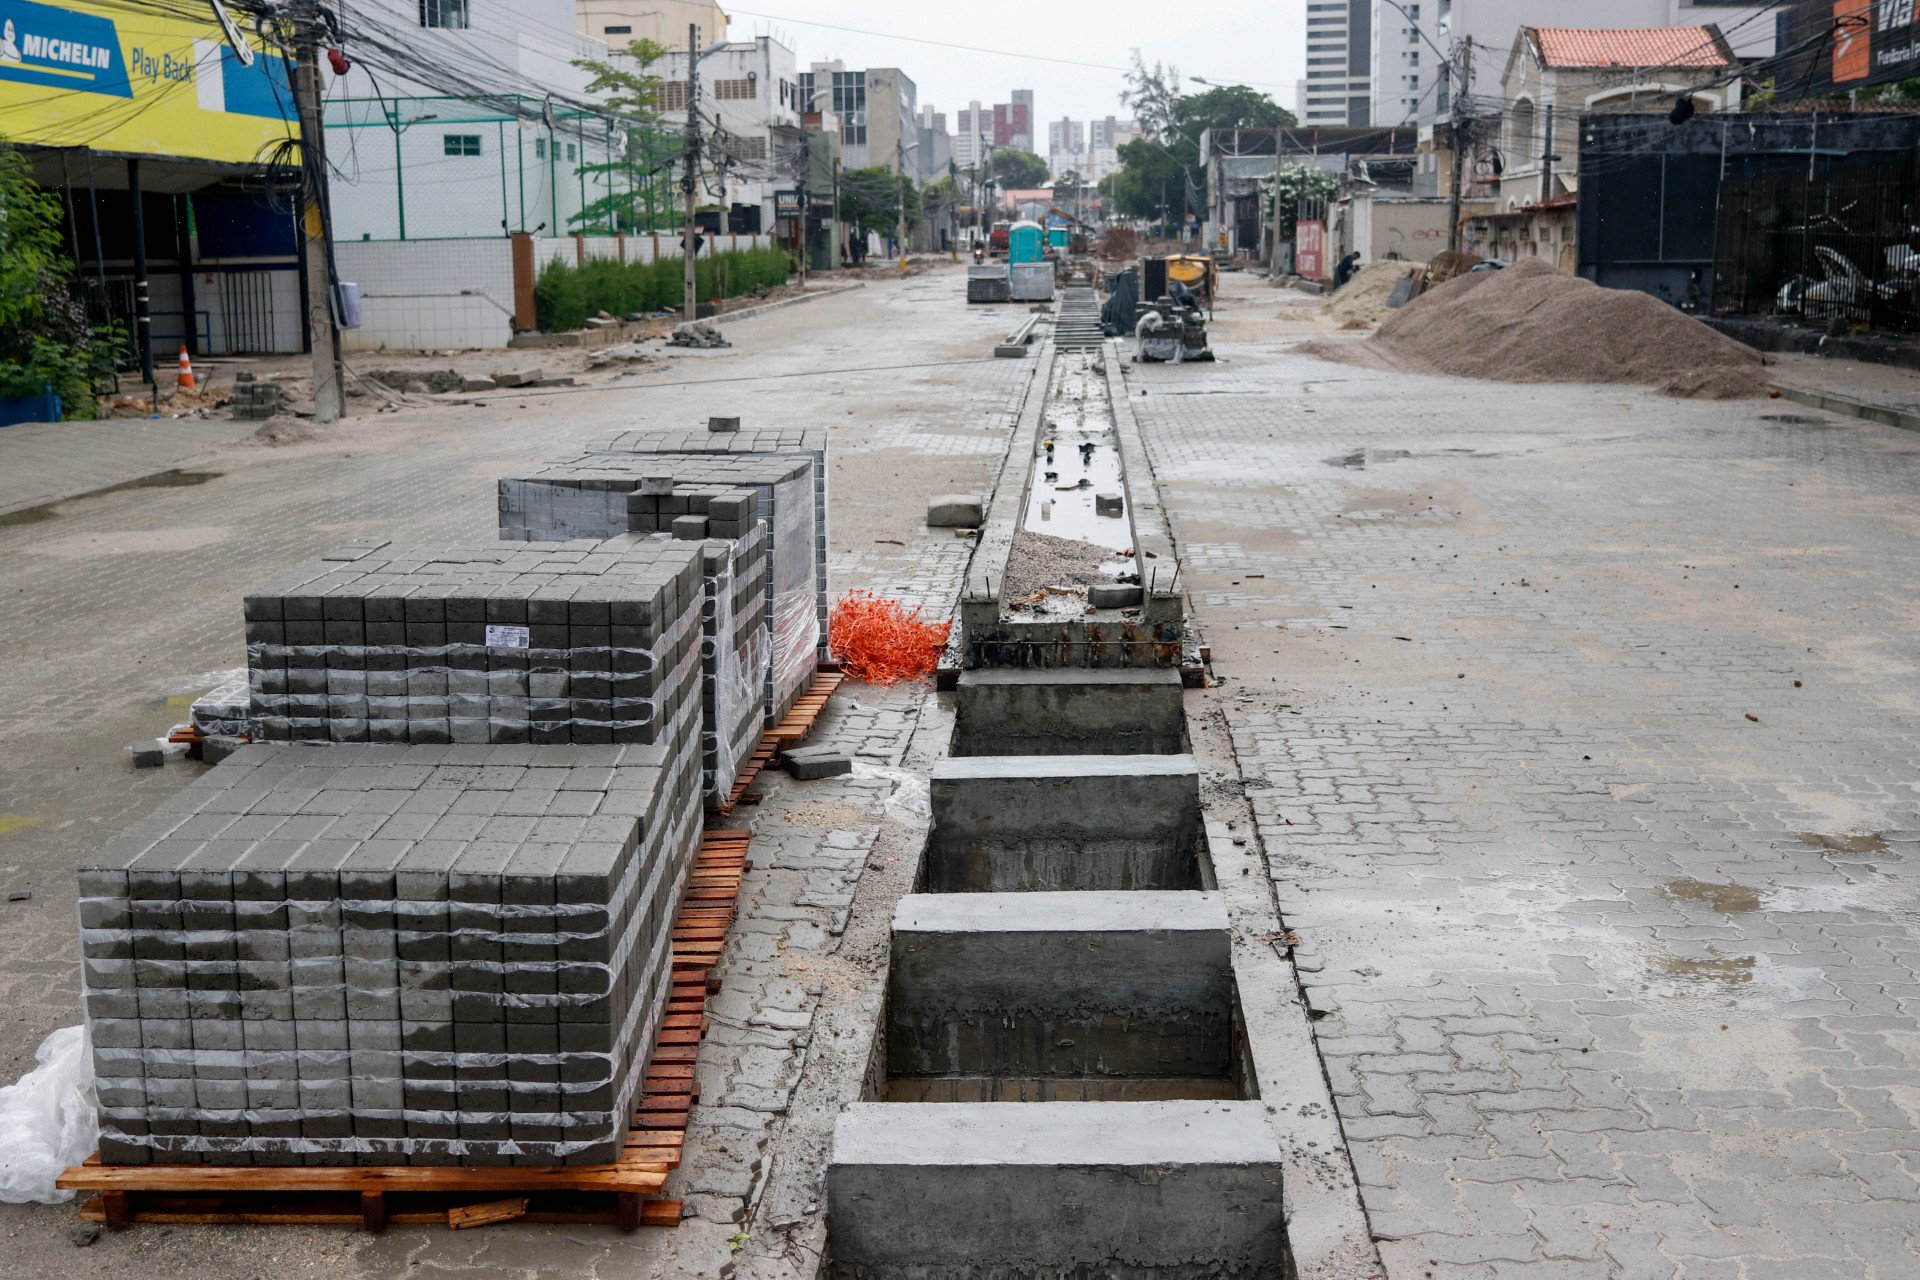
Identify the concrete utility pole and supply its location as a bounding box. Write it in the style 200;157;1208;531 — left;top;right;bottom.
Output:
682;22;700;324
796;130;809;285
292;2;344;422
1447;36;1471;255
895;136;908;276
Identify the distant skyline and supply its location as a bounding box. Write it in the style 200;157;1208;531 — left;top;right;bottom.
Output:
720;0;1308;135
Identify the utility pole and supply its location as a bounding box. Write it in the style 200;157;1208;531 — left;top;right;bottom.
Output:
896;135;908;276
1447;36;1471;255
292;2;343;422
796;129;809;285
1539;103;1555;205
682;21;700;324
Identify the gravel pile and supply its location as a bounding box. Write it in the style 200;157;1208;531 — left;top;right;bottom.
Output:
1003;530;1114;605
1322;262;1419;330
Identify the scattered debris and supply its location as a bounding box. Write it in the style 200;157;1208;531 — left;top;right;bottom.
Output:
669;320;730;349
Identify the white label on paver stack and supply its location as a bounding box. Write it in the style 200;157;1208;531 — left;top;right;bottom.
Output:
484;624;531;648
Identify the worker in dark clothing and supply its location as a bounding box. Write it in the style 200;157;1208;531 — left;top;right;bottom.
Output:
1333;251;1360;288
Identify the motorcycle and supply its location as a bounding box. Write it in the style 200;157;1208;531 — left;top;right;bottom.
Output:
972;244;986;264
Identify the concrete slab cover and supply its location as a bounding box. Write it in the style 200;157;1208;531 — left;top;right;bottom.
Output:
892;889;1223;935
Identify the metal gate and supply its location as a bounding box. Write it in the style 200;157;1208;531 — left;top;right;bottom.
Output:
218;270;282;354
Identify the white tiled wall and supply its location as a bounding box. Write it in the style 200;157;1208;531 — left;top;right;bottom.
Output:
335;233;777;353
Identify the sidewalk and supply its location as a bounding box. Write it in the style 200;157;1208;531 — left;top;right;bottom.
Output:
0;417;261;517
1767;352;1920;432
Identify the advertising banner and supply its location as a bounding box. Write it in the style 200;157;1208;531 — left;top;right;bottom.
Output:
1780;0;1920;94
1296;219;1326;279
0;0;294;165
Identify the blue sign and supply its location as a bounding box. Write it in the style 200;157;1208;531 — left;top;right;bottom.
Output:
0;0;131;98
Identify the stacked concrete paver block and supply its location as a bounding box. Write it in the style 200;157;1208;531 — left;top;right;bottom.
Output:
499;452;821;724
242;537;702;746
582;425;830;667
78;735;701;1167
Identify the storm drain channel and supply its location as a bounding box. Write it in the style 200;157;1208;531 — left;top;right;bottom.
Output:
824;324;1291;1277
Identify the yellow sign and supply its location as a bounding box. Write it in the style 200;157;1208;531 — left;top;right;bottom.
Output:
0;0;295;165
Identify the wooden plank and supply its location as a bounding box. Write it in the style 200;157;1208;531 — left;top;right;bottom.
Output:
448;1197;529;1229
59;1163;670;1194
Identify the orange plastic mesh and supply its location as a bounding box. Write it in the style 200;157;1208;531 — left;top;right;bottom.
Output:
829;590;952;685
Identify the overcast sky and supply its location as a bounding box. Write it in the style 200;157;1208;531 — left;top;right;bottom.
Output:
722;0;1307;134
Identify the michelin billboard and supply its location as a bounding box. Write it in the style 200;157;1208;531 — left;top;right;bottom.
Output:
0;0;294;165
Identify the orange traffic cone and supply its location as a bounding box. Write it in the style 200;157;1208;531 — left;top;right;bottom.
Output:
176;346;195;391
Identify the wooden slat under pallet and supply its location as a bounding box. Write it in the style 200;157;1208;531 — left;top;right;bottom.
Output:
57;674;842;1235
708;668;847;817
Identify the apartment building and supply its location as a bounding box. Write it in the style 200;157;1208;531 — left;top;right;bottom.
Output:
1299;0;1373;126
652;35;801;231
575;0;729;51
797;62;917;171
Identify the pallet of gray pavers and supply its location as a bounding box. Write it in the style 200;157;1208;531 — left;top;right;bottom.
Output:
242;536;703;746
76;737;703;1167
498;452;821;723
580;425;830;666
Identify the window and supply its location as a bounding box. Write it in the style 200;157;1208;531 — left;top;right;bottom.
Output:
604;24;631;34
714;78;755;100
535;136;547;159
566;142;577;161
443;134;481;156
419;0;467;29
659;80;690;112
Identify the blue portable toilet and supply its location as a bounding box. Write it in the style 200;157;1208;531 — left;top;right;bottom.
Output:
1007;220;1045;265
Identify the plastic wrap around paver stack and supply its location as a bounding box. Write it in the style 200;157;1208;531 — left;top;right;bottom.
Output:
585;424;828;668
695;520;771;805
498;449;820;728
77;736;702;1167
242;537;702;747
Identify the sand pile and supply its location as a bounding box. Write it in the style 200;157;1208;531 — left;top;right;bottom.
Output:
1346;258;1769;399
1322;261;1420;330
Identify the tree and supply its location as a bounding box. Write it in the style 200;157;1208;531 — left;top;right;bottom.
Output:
1054;167;1085;196
570;38;670;232
989;147;1048;190
1111;53;1297;223
838;165;921;236
1267;163;1341;241
0;139;117;417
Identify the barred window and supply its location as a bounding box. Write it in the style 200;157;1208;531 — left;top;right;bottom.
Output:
713;79;755;101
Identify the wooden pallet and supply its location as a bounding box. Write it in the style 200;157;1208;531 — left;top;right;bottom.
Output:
58;673;844;1234
707;668;847;817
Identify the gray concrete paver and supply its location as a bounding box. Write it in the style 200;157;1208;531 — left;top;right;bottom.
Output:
1138;276;1920;1278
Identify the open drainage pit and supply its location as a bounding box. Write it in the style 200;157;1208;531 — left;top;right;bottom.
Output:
951;668;1187;757
1004;352;1138;620
919;755;1210;893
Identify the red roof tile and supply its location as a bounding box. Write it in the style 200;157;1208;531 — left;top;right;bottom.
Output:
1529;25;1734;71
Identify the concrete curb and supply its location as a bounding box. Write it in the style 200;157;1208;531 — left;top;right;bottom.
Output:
1770;382;1920;434
1188;705;1387;1280
713;281;866;325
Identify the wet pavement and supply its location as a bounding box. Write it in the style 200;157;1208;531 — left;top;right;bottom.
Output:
1133;274;1920;1279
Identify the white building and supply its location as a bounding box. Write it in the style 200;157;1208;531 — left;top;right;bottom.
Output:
1373;0;1782;127
953;101;989;169
325;0;622;242
653;36;801;232
576;0;729;51
1299;0;1372;126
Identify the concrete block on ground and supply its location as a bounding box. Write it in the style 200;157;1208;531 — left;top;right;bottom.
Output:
926;495;984;529
827;1100;1286;1278
924;755;1201;892
1095;492;1124;516
493;369;543;388
200;735;247;766
127;742;164;769
885;891;1232;1079
708;416;741;433
993;343;1029;359
953;668;1185;756
782;745;852;780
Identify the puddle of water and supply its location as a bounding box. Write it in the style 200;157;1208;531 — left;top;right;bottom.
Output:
1798;831;1889;854
0;469;224;528
1662;878;1762;914
1659;953;1756;984
1023;355;1129;555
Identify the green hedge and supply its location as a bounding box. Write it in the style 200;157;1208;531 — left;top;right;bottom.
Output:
535;245;794;331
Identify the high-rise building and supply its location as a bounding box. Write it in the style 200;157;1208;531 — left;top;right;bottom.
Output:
953;101;990;168
1298;0;1371;126
994;89;1034;151
1047;118;1085;155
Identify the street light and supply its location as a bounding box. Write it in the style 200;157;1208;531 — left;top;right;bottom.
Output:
896;136;919;276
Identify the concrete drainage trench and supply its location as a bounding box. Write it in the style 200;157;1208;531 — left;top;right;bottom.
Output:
820;320;1300;1279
